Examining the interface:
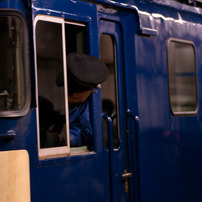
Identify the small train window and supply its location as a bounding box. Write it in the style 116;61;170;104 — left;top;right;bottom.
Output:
0;14;29;116
167;39;198;115
100;34;120;149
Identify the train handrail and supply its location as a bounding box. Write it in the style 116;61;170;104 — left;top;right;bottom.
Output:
0;130;16;138
102;112;116;202
102;112;113;151
126;109;140;202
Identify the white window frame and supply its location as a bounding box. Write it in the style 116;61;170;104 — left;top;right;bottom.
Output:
34;15;70;158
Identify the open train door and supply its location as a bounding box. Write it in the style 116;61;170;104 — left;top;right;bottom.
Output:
98;7;139;202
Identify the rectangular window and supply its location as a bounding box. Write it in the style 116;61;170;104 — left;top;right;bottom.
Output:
35;16;89;158
167;39;198;115
0;14;29;116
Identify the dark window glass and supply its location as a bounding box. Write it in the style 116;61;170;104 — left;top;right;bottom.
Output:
168;39;198;114
36;20;68;148
0;16;25;111
65;23;85;54
100;34;119;149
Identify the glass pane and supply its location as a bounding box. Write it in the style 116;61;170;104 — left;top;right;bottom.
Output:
65;23;92;151
168;40;197;113
65;23;85;54
100;34;119;149
36;21;67;148
0;16;25;111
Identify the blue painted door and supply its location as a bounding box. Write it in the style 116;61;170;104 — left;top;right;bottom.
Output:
99;19;132;202
31;2;113;202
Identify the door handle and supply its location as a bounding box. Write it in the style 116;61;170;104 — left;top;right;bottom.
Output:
0;130;16;138
122;170;132;193
122;170;133;178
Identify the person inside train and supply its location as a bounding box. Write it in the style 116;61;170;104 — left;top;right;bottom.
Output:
56;53;109;147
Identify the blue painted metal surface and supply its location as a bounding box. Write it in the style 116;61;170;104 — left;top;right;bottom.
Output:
1;0;202;201
31;1;112;201
98;18;130;202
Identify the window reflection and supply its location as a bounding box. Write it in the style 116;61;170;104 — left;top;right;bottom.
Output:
168;40;197;114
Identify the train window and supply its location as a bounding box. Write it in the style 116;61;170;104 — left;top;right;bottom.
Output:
0;14;29;116
100;34;119;149
167;39;198;115
65;22;86;54
35;17;70;157
35;16;90;158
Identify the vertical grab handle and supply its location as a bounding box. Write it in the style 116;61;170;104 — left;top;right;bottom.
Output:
102;112;114;152
127;109;139;147
126;109;140;202
127;109;139;126
126;108;139;164
102;112;116;202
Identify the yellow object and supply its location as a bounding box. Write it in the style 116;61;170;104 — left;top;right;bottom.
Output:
0;150;31;202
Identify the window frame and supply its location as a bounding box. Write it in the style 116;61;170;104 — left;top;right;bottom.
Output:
34;15;91;159
0;10;30;117
167;38;198;116
34;15;70;158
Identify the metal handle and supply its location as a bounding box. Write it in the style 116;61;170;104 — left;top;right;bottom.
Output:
127;109;140;200
122;171;133;178
122;169;132;193
102;112;116;202
127;109;139;123
102;112;113;151
0;130;16;138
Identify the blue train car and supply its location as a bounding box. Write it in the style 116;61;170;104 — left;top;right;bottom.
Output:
1;0;202;201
